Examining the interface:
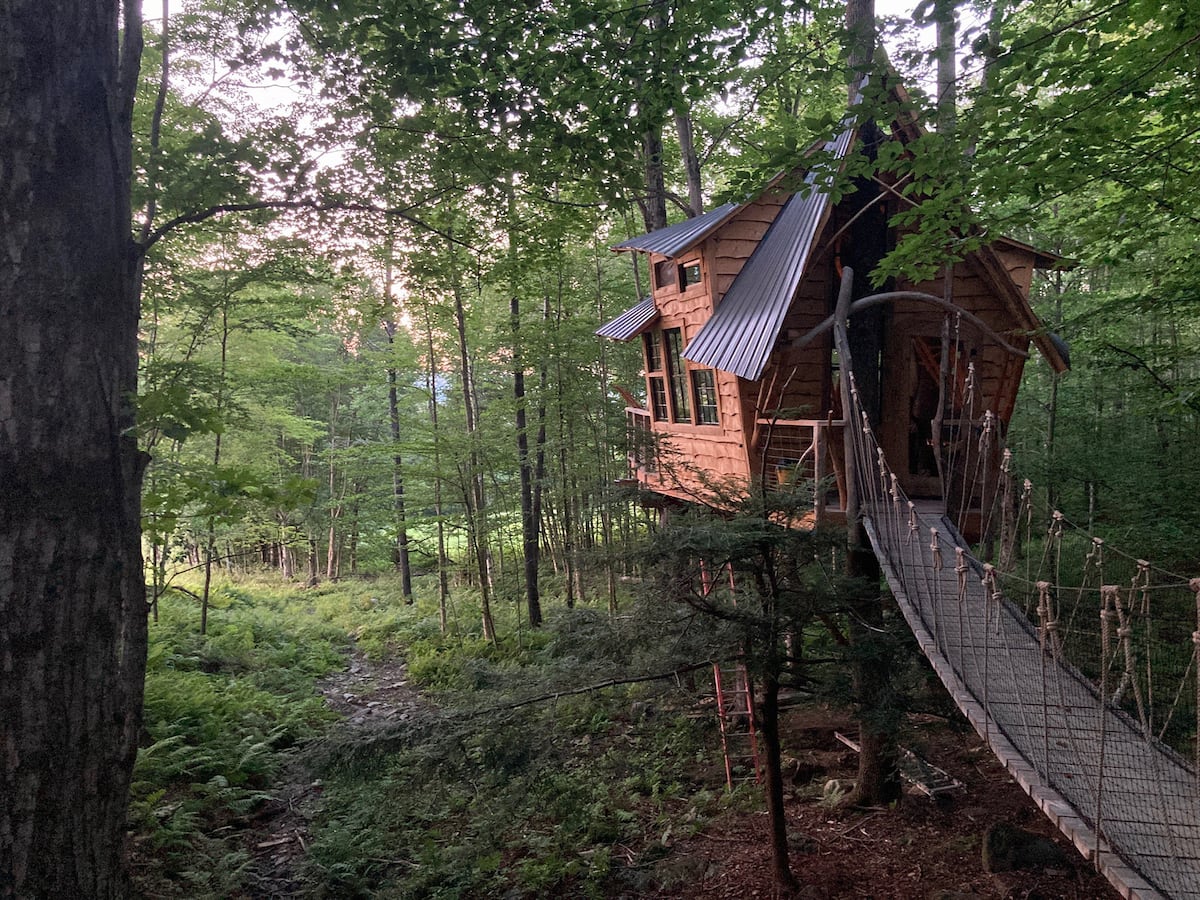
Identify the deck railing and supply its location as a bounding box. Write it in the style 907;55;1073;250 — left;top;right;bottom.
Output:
754;417;845;521
625;407;656;475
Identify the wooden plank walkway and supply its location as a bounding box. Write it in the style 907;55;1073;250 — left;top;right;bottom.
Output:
863;499;1200;900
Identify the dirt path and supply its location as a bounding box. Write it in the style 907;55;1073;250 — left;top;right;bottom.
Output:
237;645;424;899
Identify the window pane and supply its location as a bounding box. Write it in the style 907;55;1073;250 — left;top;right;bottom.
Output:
664;328;691;423
679;262;701;288
644;331;663;372
692;369;719;425
653;259;675;291
649;376;669;421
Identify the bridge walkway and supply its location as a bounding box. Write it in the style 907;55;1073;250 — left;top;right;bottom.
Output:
864;497;1200;900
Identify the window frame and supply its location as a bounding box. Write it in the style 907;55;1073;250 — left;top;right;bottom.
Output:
678;260;703;291
663;327;692;424
690;368;719;426
643;331;669;422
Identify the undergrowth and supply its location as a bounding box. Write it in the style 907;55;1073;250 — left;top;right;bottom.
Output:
298;580;737;898
129;571;740;898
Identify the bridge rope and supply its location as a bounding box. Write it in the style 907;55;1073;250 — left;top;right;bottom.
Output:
836;342;1200;900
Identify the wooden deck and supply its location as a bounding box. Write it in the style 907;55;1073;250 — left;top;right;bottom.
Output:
863;499;1200;900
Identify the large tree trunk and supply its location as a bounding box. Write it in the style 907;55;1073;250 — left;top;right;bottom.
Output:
0;3;148;896
640;125;669;232
674;105;704;217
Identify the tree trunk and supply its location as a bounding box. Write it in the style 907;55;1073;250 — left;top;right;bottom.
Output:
450;241;496;641
934;0;957;135
512;296;543;626
834;270;902;807
0;3;148;895
383;236;413;599
759;669;799;893
846;0;875;102
675;104;704;217
640;124;669;232
424;309;451;633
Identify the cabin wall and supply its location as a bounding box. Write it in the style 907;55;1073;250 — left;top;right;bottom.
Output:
709;194;789;305
638;244;754;501
896;259;1031;424
992;246;1036;297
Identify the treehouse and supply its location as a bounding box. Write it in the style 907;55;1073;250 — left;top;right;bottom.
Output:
598;83;1069;534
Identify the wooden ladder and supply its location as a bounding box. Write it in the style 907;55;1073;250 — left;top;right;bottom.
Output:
713;661;761;791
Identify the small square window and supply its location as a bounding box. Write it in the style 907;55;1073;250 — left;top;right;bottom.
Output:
679;262;702;289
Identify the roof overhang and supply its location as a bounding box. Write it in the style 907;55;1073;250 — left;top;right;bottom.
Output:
612;201;742;259
596;294;658;341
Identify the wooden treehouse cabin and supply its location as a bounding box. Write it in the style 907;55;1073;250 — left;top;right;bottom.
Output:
598;83;1069;536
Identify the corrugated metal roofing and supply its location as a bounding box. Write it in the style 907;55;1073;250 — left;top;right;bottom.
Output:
595;294;658;341
682;126;858;381
613;201;741;258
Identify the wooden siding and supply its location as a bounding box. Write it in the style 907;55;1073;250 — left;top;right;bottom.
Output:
992;245;1036;297
709;194;788;304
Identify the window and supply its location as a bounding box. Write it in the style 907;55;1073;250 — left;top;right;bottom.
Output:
691;369;719;425
664;328;691;423
653;259;675;291
679;261;702;289
643;332;669;421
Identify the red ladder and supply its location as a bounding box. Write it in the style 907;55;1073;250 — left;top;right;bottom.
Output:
713;661;761;791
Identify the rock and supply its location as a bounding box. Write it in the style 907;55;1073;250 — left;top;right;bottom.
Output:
982;823;1068;873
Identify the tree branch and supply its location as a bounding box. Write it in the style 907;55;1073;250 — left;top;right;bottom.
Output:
1104;343;1200;414
466;660;716;717
141;197;479;253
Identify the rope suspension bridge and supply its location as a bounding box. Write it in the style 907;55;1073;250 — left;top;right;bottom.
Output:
831;278;1200;900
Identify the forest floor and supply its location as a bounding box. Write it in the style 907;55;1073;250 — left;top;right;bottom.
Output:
238;646;1121;900
239;643;428;898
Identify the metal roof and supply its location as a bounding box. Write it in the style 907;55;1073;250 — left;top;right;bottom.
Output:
595;294;658;341
682;126;857;381
613;201;741;258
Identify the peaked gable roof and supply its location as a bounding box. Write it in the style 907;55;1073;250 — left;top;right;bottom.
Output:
683;125;858;380
604;70;1069;376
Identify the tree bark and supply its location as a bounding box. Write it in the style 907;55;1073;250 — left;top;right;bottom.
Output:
0;3;148;896
383;234;413;599
934;0;957;136
512;296;543;627
674;105;704;217
846;0;876;102
640;125;669;232
760;665;799;893
450;241;496;642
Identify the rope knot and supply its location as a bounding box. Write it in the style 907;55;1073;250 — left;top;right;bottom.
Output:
1117;626;1133;639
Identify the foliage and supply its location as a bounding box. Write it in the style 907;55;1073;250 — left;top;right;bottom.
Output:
129;585;345;894
298;590;735;898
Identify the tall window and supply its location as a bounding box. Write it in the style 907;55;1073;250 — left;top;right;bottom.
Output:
691;369;719;425
643;331;669;421
664;328;691;423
